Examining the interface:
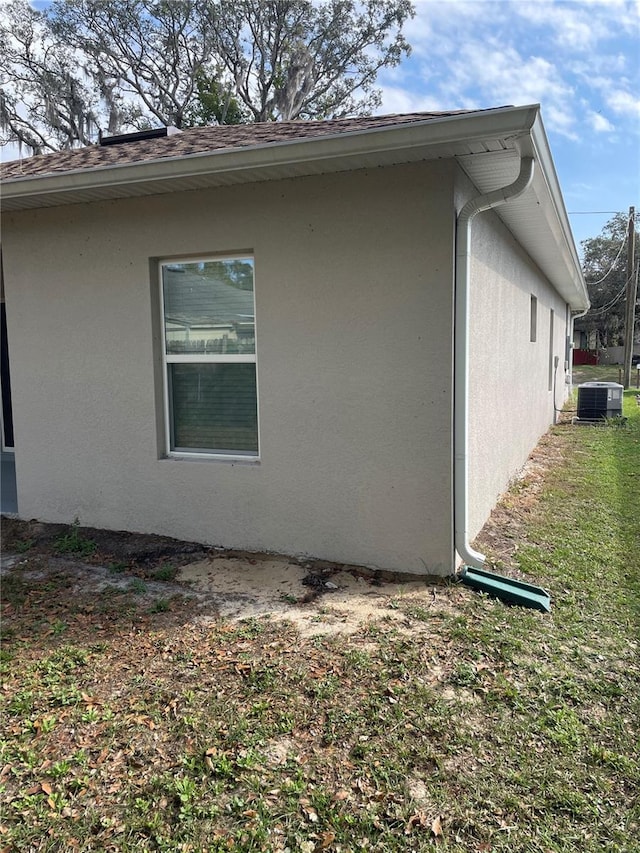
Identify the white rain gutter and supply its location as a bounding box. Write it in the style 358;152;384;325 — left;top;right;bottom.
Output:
1;106;539;210
454;154;535;569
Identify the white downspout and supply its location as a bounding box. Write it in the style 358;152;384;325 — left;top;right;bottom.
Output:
454;155;535;569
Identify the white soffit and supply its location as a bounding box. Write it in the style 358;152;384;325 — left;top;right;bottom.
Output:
459;147;588;309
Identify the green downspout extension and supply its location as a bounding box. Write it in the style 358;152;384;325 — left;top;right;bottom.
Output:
454;151;551;612
460;566;551;613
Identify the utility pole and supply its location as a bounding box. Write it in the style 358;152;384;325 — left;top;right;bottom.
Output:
622;206;637;389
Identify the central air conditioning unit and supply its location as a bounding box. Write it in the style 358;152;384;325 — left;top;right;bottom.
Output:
576;381;623;421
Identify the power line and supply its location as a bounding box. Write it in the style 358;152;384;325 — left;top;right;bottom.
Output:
587;261;639;316
584;228;629;287
587;280;628;315
568;210;624;214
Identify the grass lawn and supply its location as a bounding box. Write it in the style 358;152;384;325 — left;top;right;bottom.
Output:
573;362;640;386
1;390;639;852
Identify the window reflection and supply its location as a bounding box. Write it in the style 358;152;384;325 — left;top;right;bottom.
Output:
163;259;255;355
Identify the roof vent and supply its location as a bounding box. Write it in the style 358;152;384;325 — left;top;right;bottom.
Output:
99;126;182;146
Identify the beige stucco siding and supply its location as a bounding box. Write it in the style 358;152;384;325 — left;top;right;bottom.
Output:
2;161;456;573
466;206;570;541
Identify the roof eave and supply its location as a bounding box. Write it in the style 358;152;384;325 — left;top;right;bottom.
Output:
528;113;589;309
1;105;538;204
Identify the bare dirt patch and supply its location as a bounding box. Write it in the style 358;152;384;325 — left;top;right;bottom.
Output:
1;423;567;638
177;557;458;636
1;517;459;637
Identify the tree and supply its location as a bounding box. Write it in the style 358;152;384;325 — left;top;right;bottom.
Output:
577;213;639;349
209;258;255;290
0;0;100;153
48;0;219;131
183;72;249;126
206;0;414;121
1;0;414;155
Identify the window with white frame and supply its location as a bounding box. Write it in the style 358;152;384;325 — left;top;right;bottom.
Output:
160;256;258;458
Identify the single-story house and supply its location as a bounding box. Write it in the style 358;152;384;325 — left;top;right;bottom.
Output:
0;105;589;575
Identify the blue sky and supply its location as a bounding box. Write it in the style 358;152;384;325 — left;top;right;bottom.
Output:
376;0;640;248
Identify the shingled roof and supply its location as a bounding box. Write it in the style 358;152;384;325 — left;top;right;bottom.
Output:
1;110;485;181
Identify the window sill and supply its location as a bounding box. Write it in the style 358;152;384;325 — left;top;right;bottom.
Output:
162;453;260;465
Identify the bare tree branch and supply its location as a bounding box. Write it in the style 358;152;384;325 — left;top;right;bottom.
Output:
1;0;414;157
0;0;99;152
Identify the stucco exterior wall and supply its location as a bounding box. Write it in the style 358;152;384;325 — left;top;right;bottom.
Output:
466;203;570;541
2;161;456;574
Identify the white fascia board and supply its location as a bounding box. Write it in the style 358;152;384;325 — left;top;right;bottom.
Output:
1;105;539;205
527;114;589;310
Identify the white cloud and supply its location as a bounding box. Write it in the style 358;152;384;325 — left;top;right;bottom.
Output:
513;0;639;46
569;53;629;78
607;89;640;117
587;111;615;132
513;1;607;49
377;85;449;115
428;38;578;136
544;105;580;140
379;0;639;142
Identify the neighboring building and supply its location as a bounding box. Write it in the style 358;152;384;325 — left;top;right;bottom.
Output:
0;106;588;575
573;328;599;351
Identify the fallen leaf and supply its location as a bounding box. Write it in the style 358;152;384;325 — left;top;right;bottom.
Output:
405;810;428;833
319;830;336;848
432;815;443;837
96;748;109;765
